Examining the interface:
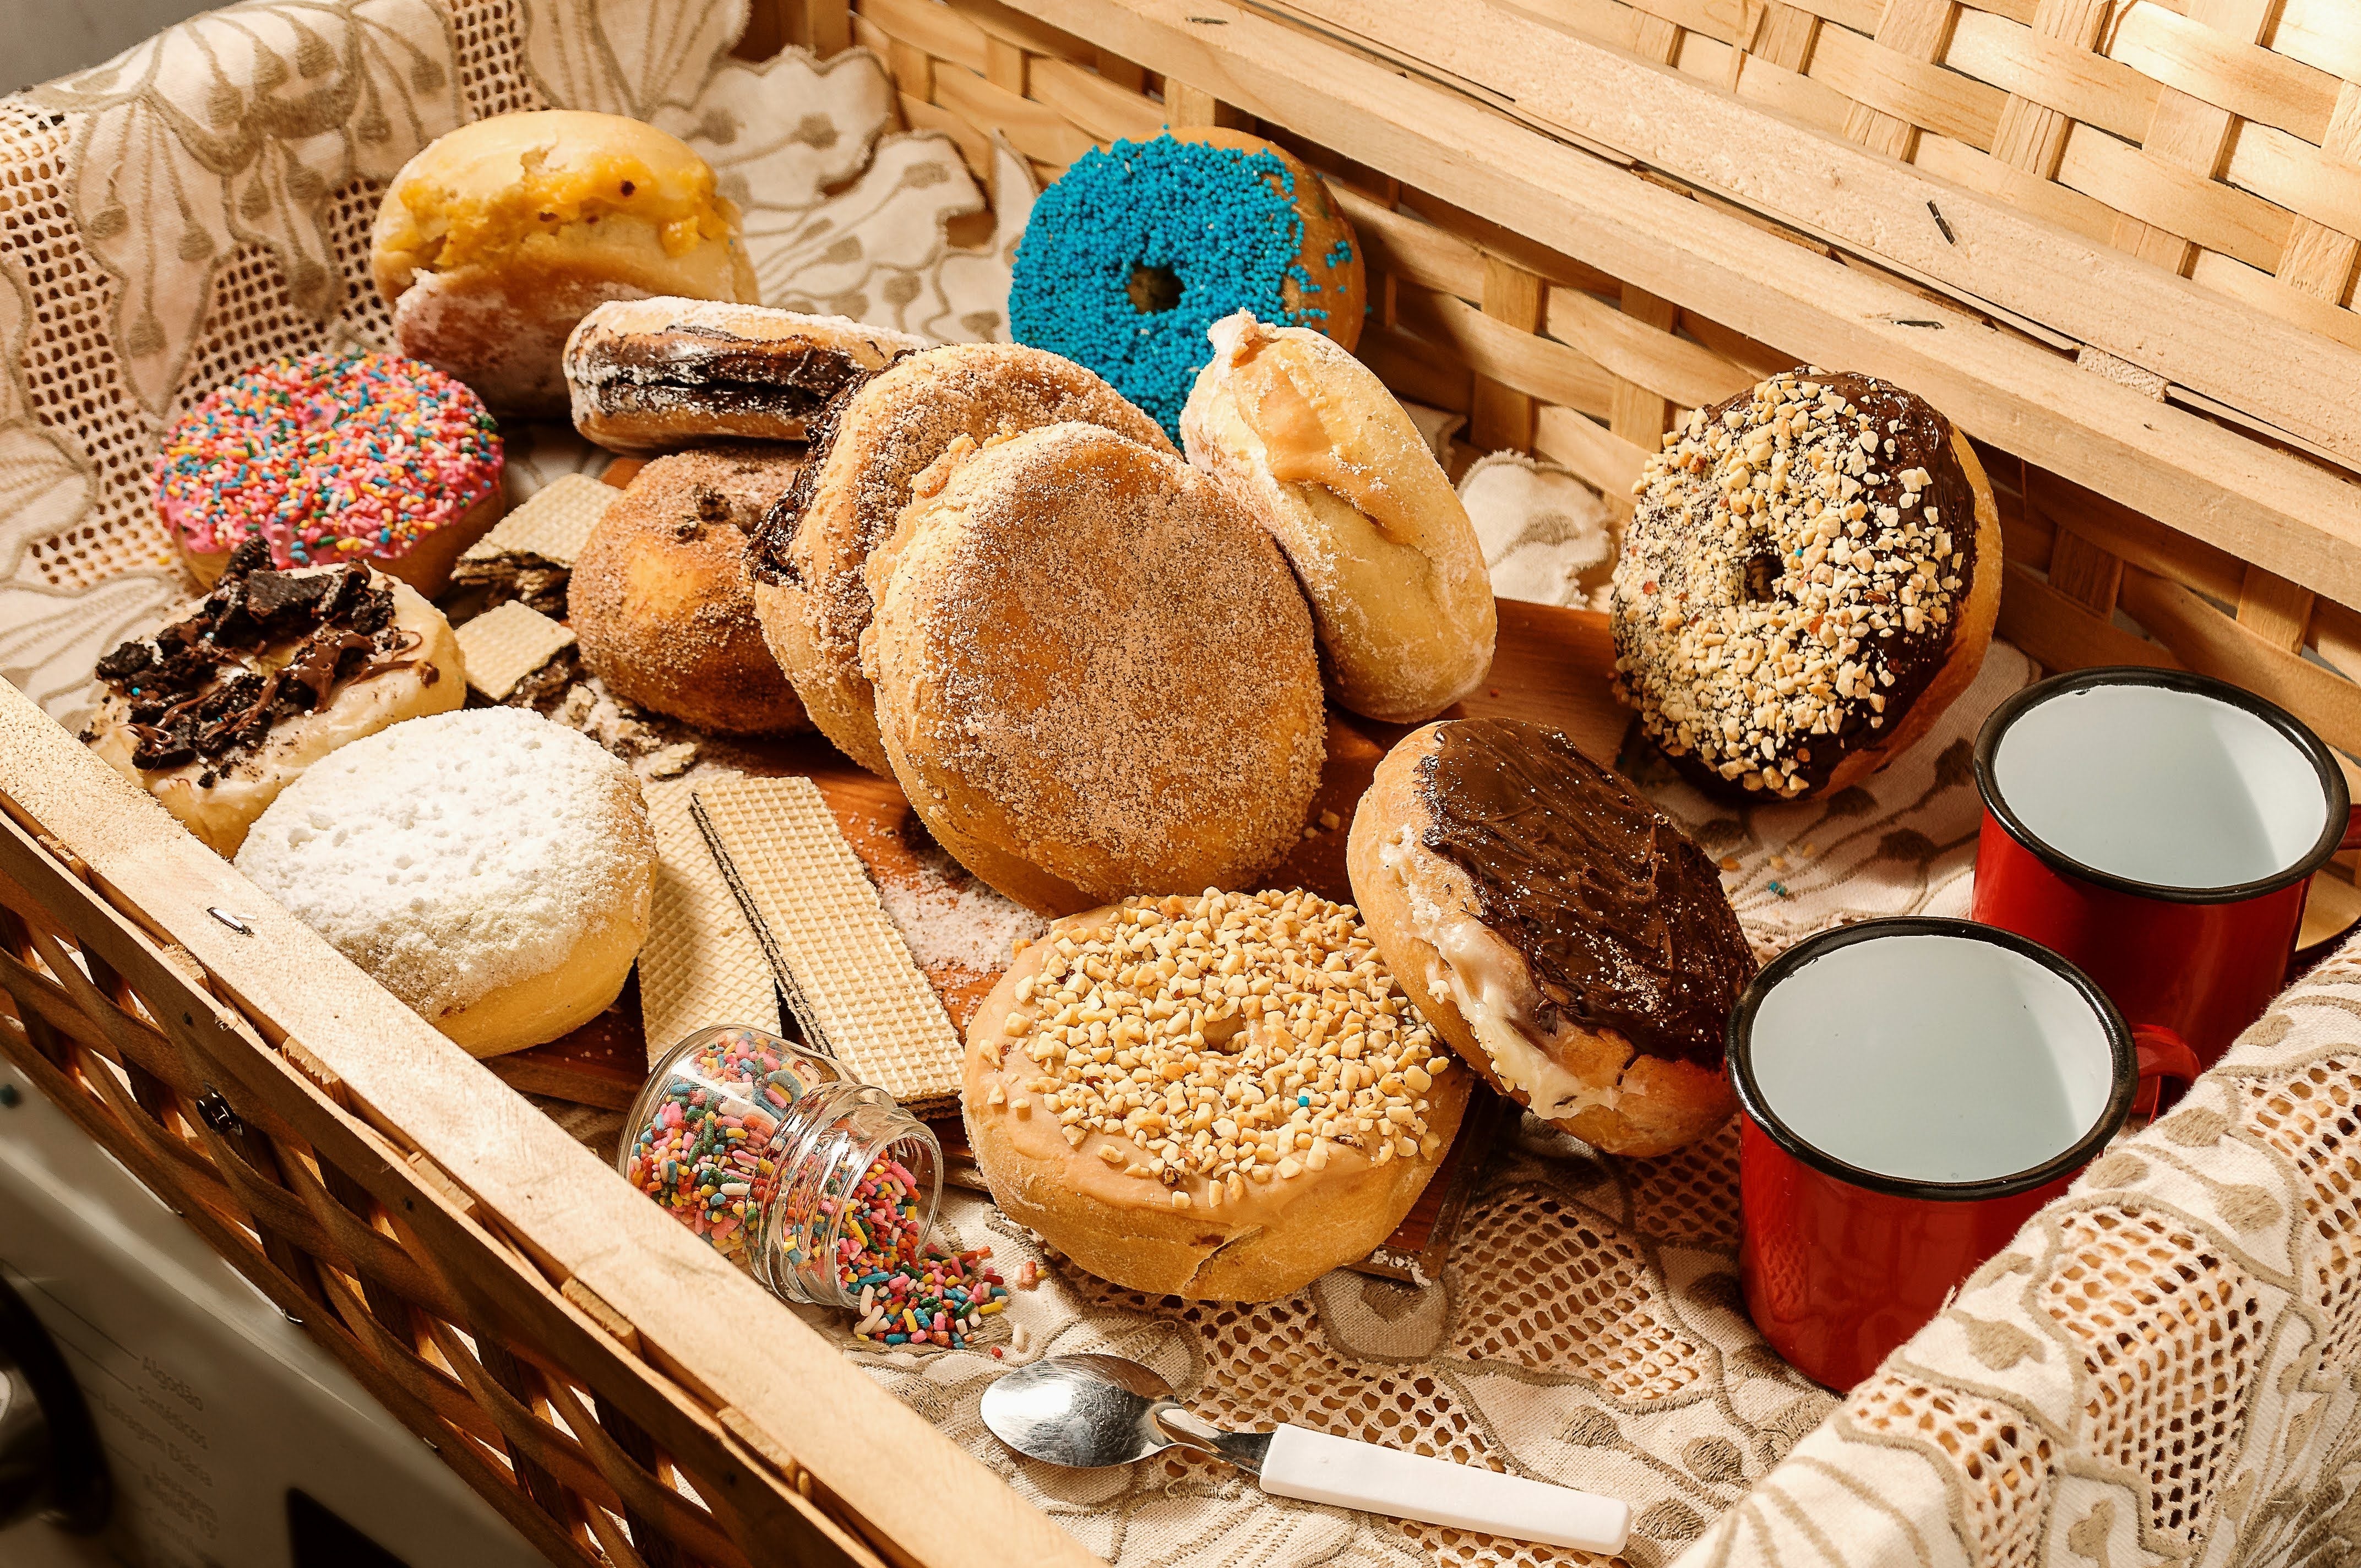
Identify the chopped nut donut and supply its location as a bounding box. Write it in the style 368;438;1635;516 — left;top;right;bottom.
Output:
997;889;1447;1190
1610;368;1993;799
962;888;1471;1299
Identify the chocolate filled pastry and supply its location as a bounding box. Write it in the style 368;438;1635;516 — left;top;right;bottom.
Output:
1611;368;2000;800
750;342;1174;777
862;423;1323;914
563;297;924;453
81;541;464;857
1347;717;1754;1157
569;445;810;734
963;890;1469;1300
370;112;759;416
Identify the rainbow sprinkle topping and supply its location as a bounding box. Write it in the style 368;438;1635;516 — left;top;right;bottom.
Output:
155;349;503;569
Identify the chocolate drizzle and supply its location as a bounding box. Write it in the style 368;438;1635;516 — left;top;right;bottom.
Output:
748;356;896;586
581;332;872;432
90;540;423;774
1415;718;1754;1068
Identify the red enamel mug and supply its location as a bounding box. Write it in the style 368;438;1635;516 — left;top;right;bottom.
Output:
1972;668;2355;1084
1730;917;2196;1391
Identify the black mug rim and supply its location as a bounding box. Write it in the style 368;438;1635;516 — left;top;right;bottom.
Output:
1727;917;2138;1202
1973;666;2349;906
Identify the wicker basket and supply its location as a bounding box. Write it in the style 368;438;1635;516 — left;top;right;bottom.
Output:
1;0;2357;1564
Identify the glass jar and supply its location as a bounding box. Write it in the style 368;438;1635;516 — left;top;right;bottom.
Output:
619;1026;943;1308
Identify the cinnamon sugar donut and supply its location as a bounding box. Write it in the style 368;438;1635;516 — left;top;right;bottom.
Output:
569;445;809;734
1611;369;2000;800
749;342;1174;776
861;423;1323;914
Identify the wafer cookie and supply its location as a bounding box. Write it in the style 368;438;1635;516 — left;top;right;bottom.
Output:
456;601;576;701
638;777;780;1065
689;776;964;1112
460;471;613;568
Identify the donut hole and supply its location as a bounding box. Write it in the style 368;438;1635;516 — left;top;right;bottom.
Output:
1743;548;1785;601
1125;263;1184;315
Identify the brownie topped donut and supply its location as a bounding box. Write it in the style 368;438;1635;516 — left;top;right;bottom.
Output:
1349;717;1753;1156
1611;369;2000;800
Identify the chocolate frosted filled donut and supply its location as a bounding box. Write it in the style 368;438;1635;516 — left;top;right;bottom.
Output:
1348;717;1753;1156
1611;368;2000;801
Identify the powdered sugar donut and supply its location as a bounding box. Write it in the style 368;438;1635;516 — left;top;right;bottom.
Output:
235;707;655;1057
156;350;505;597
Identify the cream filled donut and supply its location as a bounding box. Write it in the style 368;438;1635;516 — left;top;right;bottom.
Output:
963;889;1468;1300
1348;717;1754;1157
371;111;758;416
1181;311;1495;722
861;423;1324;914
156;350;505;597
83;541;464;857
1611;368;2000;800
235;707;656;1057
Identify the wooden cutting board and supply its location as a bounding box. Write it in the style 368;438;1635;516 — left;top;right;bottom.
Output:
489;598;1626;1107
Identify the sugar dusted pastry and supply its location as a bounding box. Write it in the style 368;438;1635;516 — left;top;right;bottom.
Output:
235;707;655;1057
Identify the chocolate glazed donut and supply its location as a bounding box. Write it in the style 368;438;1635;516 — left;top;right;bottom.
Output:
1349;717;1754;1157
1611;368;2001;801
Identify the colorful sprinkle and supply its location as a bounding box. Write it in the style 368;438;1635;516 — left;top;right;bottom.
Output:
624;1027;823;1270
155;349;502;569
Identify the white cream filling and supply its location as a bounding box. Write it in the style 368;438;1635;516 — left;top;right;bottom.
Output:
1380;825;1622;1119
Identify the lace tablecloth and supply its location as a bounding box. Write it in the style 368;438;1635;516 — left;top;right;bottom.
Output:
6;7;2359;1568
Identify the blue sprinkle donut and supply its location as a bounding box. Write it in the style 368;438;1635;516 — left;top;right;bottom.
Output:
1009;130;1365;440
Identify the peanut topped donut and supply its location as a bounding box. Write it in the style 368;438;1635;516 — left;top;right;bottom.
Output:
748;342;1173;776
861;423;1324;914
1611;369;2000;800
963;889;1469;1300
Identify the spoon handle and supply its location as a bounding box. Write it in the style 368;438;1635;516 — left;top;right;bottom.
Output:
1258;1424;1631;1554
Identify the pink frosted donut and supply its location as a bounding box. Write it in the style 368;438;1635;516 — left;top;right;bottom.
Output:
156;350;506;595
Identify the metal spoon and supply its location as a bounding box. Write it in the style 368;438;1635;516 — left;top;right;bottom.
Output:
980;1354;1631;1554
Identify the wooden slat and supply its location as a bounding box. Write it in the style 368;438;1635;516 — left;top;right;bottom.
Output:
0;687;1104;1568
933;67;1103;164
1606;282;1679;447
1947;4;2157;143
2189;249;2361;351
2123;568;2361;755
994;0;2361;609
2223;123;2361;250
1840;0;1967;157
1914;132;2124;243
1329;183;1487;299
2238;563;2318;653
2023;466;2248;603
1533;403;1651;508
1029;55;1169;139
1817;15;2005;151
2108;0;2342;143
1395;284;1618;415
1472;257;1544;449
1233;0;2361;467
1546;283;1756;407
2104;0;2277;275
2055;119;2296;273
864;0;992;72
1998;560;2182;669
